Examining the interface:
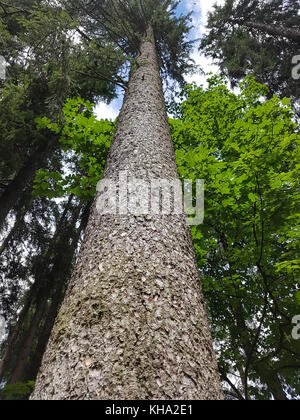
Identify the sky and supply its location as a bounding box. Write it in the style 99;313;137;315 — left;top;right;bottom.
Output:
95;0;225;121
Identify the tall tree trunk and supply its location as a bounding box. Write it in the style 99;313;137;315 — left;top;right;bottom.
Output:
242;21;300;41
31;26;223;400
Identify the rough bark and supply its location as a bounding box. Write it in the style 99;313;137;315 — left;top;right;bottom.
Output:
31;27;223;400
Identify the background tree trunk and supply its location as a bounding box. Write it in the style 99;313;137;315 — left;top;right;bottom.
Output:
0;196;88;385
0;286;36;382
242;21;300;41
24;202;91;384
31;26;223;400
9;298;48;385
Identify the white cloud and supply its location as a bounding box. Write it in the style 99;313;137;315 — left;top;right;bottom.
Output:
184;0;225;87
94;97;122;121
199;0;224;27
186;0;225;36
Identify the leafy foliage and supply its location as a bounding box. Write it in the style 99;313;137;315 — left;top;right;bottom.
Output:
33;98;115;200
0;0;121;200
60;0;196;87
0;381;35;400
170;76;300;399
2;0;299;400
0;0;114;385
32;75;300;399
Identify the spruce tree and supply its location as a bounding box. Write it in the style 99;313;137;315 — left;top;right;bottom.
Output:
200;0;300;110
31;0;223;400
0;0;120;228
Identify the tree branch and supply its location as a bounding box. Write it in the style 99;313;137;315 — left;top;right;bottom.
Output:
75;69;127;91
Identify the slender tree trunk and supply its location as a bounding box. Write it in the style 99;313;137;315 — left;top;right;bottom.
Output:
0;284;37;382
221;231;287;400
2;195;79;384
0;195;74;383
242;21;300;41
255;362;288;401
0;220;19;257
25;286;65;384
31;26;223;400
25;203;91;383
9;298;48;385
231;294;287;400
0;203;29;257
